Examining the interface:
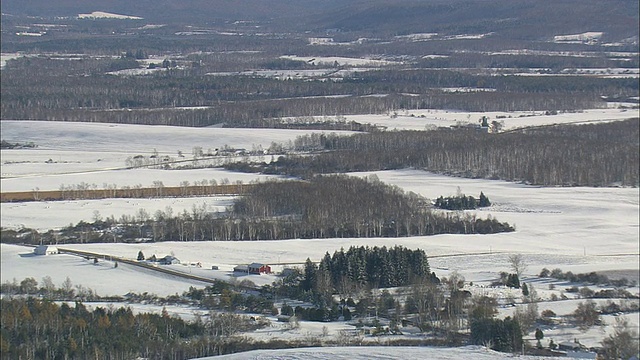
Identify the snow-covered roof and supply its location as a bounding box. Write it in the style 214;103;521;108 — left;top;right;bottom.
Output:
34;245;58;252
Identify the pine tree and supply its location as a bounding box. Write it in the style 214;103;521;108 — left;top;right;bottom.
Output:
479;192;491;207
535;328;544;348
302;258;317;292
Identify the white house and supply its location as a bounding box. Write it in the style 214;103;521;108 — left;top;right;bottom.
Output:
34;245;58;255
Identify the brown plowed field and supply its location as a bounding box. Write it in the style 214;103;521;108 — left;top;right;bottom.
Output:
0;184;253;203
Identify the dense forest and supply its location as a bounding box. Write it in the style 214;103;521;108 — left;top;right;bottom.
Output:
3;57;635;126
230;119;639;186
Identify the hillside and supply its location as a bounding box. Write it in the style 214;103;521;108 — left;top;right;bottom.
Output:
2;0;638;41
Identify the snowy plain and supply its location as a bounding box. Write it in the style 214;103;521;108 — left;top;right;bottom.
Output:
0;113;638;355
198;346;560;360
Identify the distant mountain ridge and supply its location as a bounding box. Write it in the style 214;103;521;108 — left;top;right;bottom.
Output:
1;0;638;41
0;0;349;22
307;0;639;40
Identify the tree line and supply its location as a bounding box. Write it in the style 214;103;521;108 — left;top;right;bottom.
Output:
238;119;639;186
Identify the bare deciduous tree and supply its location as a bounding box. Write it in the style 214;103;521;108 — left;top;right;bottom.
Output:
601;316;640;359
509;254;527;278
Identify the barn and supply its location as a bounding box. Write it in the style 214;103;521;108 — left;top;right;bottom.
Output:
248;263;271;274
34;245;58;255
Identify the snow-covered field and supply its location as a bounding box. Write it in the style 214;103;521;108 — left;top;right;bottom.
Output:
345;108;639;131
77;11;142;20
0;120;350;191
1;115;638;355
0;121;354;228
1;196;235;230
199;346;560;360
0;243;210;296
280;55;398;67
500;298;640;349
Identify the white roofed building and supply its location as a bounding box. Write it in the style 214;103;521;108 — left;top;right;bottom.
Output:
34;245;58;255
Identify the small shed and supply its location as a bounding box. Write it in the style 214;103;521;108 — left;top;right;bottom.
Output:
34;245;58;255
248;263;271;274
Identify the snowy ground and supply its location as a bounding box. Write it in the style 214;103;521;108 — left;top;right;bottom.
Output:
1;196;235;230
499;297;640;349
197;345;560;360
345;108;639;131
0;243;210;296
1;115;638;355
0;121;350;193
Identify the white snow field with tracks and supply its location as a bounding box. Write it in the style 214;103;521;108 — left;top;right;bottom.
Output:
1;113;638;356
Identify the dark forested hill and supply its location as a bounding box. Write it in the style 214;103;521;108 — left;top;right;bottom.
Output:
309;0;639;40
2;0;638;41
0;0;348;23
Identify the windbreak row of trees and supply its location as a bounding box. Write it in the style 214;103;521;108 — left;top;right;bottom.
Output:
244;119;639;186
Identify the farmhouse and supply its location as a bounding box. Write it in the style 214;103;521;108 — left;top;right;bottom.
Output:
234;265;249;273
558;341;587;352
158;255;180;265
34;245;58;255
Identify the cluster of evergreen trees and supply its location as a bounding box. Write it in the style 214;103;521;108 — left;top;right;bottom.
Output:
470;316;522;352
314;246;434;290
272;246;437;317
434;192;491;210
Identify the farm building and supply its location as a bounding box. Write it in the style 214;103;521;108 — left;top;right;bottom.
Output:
234;263;271;274
248;263;271;274
234;265;249;273
34;245;58;255
157;255;180;265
